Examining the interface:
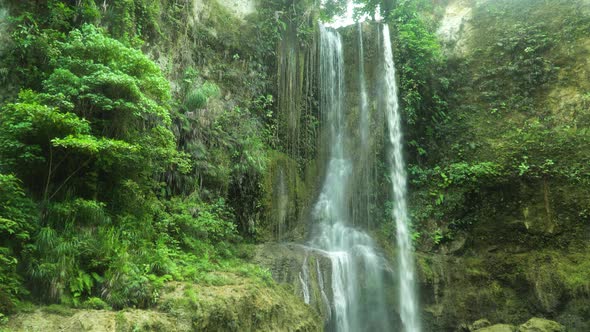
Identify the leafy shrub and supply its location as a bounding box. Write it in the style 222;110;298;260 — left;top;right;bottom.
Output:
0;174;36;314
184;82;220;110
164;195;238;250
82;297;111;310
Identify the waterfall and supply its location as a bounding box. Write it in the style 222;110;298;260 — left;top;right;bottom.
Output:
356;22;372;229
307;24;392;332
358;23;369;153
316;258;332;321
382;24;421;332
299;253;311;304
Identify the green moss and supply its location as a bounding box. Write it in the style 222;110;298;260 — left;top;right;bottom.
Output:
156;276;320;331
526;248;590;298
259;150;309;241
81;297;111;310
416;254;436;283
206;0;243;50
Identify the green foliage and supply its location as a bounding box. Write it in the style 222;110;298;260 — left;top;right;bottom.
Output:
250;0;289;59
5;23;184;193
408;161;505;237
470;14;558;113
218;107;269;234
319;0;348;22
410;161;504;188
0;90;88;179
0;174;36;314
104;0;161;43
184;82;220;111
502;120;590;183
402;0;590;250
251;94;278;148
387;0;448;161
0;20;201;310
163;195;238;252
81;297;111;310
0;0;288;316
26;199;108;303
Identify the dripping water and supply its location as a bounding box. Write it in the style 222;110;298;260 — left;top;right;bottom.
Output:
357;22;371;230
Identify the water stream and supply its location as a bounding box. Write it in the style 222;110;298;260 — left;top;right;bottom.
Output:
382;24;421;332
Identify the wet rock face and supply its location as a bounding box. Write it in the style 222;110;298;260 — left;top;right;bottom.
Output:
253;242;402;330
260;152;311;242
253;243;334;322
437;0;474;55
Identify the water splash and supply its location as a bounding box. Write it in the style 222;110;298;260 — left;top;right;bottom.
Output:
382;24;421;332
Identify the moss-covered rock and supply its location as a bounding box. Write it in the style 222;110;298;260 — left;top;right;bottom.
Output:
158;276;321;331
518;318;565;332
253;243;333;323
404;0;590;330
475;324;516;332
259;151;310;241
2;308;179;332
2;273;321;332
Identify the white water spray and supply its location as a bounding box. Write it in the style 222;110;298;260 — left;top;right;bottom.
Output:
382;24;421;332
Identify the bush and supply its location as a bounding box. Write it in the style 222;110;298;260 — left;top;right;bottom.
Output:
0;174;36;314
81;297;111;310
184;82;220;110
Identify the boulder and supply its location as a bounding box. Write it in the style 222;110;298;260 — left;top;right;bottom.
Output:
474;324;516;332
472;319;492;330
518;318;565;332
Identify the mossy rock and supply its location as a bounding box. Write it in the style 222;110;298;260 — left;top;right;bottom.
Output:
1;308;180;332
158;276;321;332
252;243;334;323
474;324;516;332
2;273;321;332
259;150;309;242
518;318;565;332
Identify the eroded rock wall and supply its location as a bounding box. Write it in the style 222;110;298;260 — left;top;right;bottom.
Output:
411;0;590;330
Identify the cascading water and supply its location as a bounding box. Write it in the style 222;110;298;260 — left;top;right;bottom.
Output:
355;22;372;229
358;23;369;152
299;253;311;304
306;24;392;332
382;24;421;332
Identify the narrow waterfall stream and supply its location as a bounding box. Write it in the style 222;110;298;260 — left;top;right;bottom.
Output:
356;22;372;229
382;24;421;332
